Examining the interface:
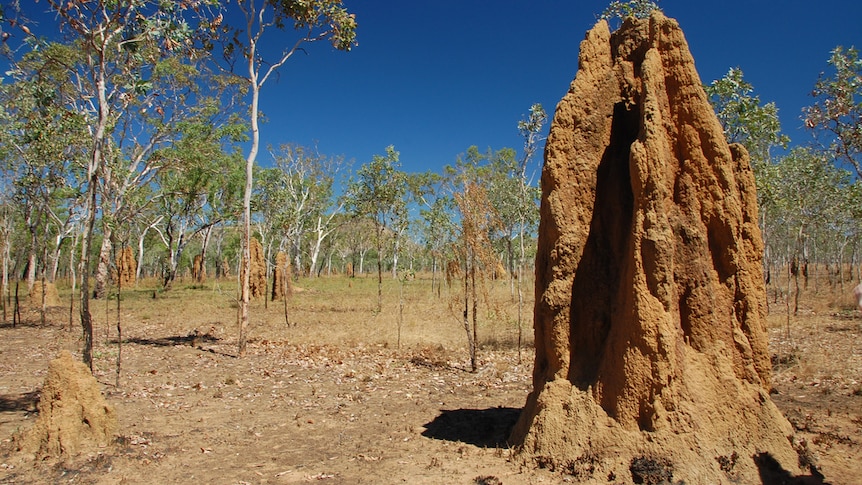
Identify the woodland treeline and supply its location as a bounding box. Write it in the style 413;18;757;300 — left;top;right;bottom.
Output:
706;52;862;310
0;1;549;367
0;2;859;365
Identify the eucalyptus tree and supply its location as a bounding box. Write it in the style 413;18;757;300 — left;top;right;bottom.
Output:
485;147;520;279
0;46;89;328
447;147;501;372
412;171;455;297
254;165;291;282
153;87;246;290
513;103;546;357
44;0;219;371
216;0;356;356
706;68;789;284
389;189;410;279
804;46;862;181
89;51;239;300
706;68;789;169
770;148;851;315
812;180;862;289
486;105;546;297
0;197;14;321
0;43;89;294
797;46;862;289
132;201;163;282
264;144;348;277
346;145;408;312
195;140;245;283
336;215;375;276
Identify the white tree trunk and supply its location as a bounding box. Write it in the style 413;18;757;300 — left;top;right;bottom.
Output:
238;39;260;357
391;237;399;279
50;232;64;283
93;226;113;299
68;230;78;295
308;217;325;277
136;230;147;282
26;249;37;292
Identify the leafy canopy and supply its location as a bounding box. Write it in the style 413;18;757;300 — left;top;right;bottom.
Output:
347;145;408;233
599;0;662;26
705;67;789;165
803;46;862;180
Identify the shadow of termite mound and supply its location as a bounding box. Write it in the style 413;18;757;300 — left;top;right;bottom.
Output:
422;407;520;448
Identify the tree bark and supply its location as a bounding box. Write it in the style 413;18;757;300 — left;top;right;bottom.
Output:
375;224;383;312
1;223;9;323
196;224;214;283
93;226;113;299
136;229;147;282
50;232;63;283
68;229;78;331
26;238;36;292
80;169;99;372
238;39;260;357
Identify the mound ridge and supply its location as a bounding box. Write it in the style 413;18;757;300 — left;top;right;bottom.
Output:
511;12;801;483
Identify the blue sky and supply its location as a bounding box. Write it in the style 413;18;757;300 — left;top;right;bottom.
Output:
262;0;861;174
19;1;862;175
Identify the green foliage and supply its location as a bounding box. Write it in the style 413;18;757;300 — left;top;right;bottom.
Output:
275;0;357;50
2;42;90;176
515;102;546;232
252;143;346;274
157;111;244;223
418;196;455;255
804;46;862;180
599;0;662;27
705;67;790;164
486;148;522;239
409;170;454;261
764;147;857;263
706;67;790;218
517;103;547;170
347;145;408;230
0;42;91;266
769;148;849;223
448;147;502;261
346;145;408;309
221;0;357;74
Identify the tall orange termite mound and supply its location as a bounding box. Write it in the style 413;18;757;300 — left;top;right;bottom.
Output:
115;246;136;287
192;253;206;283
271;251;292;300
511;13;802;483
245;237;267;299
219;258;231;279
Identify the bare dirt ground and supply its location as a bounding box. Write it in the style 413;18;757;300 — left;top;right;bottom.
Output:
0;275;860;484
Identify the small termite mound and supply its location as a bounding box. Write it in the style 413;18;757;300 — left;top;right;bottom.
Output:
17;351;117;461
27;281;61;308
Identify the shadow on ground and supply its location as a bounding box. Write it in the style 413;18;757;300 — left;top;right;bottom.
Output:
123;333;220;348
0;390;39;413
422;407;521;448
755;452;828;485
121;333;234;357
